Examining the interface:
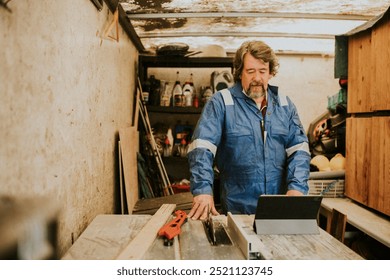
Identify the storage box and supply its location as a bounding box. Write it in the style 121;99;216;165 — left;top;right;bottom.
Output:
308;179;345;197
327;88;347;111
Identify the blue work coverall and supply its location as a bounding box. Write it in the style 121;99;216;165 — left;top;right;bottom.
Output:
187;83;310;214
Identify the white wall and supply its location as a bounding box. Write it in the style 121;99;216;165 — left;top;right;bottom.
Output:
273;54;340;131
0;0;137;257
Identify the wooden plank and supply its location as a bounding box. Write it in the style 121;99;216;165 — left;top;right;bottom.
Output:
345;117;371;205
371;16;390;111
119;126;139;213
118;141;125;214
116;204;176;259
348;30;372;113
132;192;193;214
62;214;150;260
322;198;390;248
369;117;390;216
234;215;362;260
133;88;140;128
330;209;347;243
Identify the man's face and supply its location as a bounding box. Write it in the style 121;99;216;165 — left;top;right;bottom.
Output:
241;53;273;99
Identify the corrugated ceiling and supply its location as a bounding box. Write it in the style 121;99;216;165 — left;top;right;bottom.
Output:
119;0;390;55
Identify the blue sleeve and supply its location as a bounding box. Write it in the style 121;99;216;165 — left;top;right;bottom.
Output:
187;93;225;196
285;99;311;194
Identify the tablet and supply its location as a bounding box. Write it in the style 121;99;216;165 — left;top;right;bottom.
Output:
253;195;323;235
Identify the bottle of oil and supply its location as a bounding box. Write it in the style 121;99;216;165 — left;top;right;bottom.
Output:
172;71;183;107
159;81;171;107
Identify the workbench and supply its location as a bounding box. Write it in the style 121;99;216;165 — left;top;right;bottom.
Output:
320;198;390;248
63;212;362;260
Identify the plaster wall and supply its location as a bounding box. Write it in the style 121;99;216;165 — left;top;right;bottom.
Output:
0;0;137;257
273;54;340;131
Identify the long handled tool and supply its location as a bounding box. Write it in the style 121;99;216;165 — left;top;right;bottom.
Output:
137;79;173;196
138;99;169;196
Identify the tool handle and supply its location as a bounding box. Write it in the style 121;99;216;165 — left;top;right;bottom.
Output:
158;210;187;240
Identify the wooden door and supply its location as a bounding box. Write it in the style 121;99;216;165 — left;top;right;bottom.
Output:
371;19;390;112
345;117;372;205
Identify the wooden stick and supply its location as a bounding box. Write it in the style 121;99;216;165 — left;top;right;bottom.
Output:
139;99;169;196
116;204;176;259
118;140;125;214
137;78;173;195
103;7;119;42
133;88;140;128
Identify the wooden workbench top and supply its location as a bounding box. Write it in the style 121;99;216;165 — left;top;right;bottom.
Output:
232;215;362;260
62;214;243;260
321;198;390;248
63;213;362;260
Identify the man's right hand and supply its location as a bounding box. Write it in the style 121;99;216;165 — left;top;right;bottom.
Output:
187;194;219;220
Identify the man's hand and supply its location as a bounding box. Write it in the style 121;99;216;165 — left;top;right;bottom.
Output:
286;189;304;196
187;194;219;220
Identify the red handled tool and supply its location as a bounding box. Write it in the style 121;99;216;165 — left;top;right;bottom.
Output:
158;210;187;246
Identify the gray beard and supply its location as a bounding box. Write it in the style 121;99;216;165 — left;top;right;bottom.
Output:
247;85;266;99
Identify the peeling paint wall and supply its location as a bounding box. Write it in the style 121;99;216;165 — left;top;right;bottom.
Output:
0;0;137;257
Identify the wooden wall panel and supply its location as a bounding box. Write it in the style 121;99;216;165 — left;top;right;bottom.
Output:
346;12;390;217
371;16;390;111
119;126;139;214
369;117;390;216
345;117;371;205
348;31;372;113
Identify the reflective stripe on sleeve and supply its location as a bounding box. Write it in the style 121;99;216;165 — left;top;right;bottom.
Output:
279;93;288;106
187;139;217;157
286;142;310;157
220;89;234;106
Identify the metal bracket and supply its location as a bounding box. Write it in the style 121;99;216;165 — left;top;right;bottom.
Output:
226;213;267;260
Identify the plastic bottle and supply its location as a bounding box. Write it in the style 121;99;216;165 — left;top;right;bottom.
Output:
167;128;174;155
148;75;161;106
182;82;193;107
160;81;171;107
193;94;199;108
172;71;183;107
142;80;151;104
163;137;171;157
202;86;213;105
190;73;196;103
179;138;188;157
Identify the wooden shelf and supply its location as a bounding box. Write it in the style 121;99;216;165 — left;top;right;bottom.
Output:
320;197;390;248
146;105;202;114
139;55;233;68
138;54;234;82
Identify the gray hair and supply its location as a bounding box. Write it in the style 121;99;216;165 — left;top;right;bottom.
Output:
233;41;279;82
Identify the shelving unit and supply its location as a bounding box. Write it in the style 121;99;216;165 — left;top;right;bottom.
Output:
146;105;203;115
138;55;234;83
138;54;234;183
